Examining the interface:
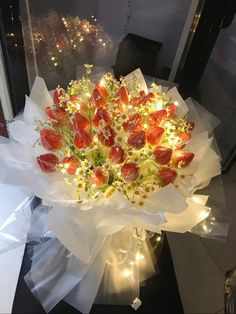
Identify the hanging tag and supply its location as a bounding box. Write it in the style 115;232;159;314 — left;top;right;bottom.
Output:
131;297;142;311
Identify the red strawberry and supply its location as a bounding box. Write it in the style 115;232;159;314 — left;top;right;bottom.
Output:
130;91;154;107
118;86;129;105
45;107;66;127
158;167;177;186
146;125;164;145
149;109;167;124
92;88;107;107
88;168;108;186
128;130;146;149
62;156;80;175
153;146;172;164
95;83;109;99
122;113;142;132
176;132;191;149
143;92;154;104
121;162;139;182
172;151;194;167
37;153;59;173
74;129;93;149
98;125;116;147
71;112;89;131
131;96;141;107
70;95;78;102
166;103;176;118
53;89;63;106
92;108;112;127
109;145;125;164
188;121;195;131
139;90;146;97
40;129;63;151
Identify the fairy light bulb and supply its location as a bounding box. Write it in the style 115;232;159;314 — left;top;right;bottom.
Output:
203;224;208;232
99;78;106;87
174;101;179;106
135;253;144;261
199;209;211;220
156;236;161;242
155;101;163;110
123;268;132;278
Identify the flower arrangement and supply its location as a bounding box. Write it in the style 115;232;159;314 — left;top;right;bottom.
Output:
0;67;222;313
36;65;195;207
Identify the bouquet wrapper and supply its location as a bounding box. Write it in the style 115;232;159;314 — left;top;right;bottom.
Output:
0;69;228;313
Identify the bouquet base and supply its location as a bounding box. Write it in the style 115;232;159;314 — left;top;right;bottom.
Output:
12;234;184;314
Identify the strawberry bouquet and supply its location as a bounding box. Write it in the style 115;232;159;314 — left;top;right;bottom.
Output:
0;67;221;313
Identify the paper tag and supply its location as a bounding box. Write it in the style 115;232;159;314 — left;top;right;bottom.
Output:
131;297;142;311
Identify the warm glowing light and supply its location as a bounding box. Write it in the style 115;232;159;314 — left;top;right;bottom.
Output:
199;209;210;220
135;253;144;261
143;123;148;130
167;134;179;147
157;236;161;242
174;101;179;106
54;62;58;67
123;268;132;278
51;57;55;61
155;101;163;110
99;78;106;87
203;224;208;232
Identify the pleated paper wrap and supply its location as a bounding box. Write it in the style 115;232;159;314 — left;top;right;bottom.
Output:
0;69;222;313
